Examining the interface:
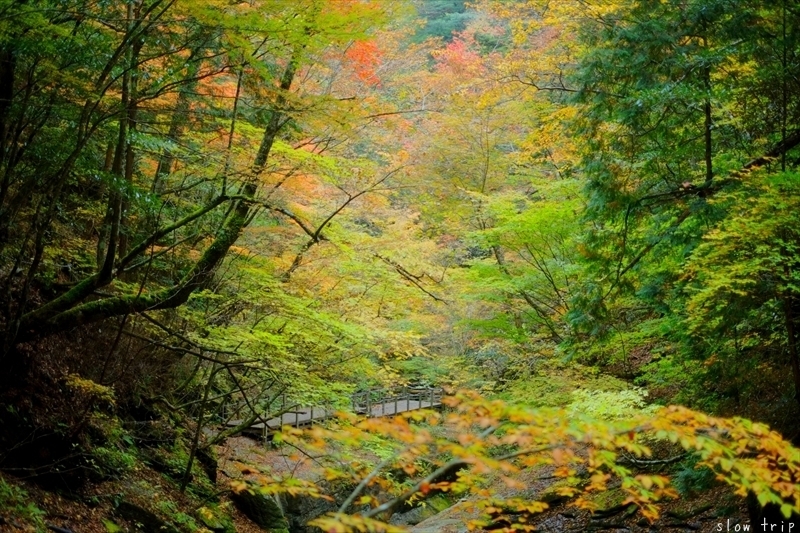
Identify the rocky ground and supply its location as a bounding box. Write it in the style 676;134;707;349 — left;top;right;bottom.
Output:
409;482;748;533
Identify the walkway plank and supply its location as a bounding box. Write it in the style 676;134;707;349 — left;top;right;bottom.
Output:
225;388;443;438
363;399;435;417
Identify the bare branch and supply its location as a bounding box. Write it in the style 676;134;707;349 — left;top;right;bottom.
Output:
375;254;449;303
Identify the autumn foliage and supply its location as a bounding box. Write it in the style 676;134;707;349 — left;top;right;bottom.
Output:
237;392;800;532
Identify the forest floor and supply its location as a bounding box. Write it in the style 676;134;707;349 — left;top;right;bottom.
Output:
0;467;263;533
215;434;753;532
220;434;751;533
0;431;751;533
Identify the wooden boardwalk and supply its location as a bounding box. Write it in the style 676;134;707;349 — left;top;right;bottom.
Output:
224;387;444;439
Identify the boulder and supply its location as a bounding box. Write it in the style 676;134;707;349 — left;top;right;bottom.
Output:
231;487;289;532
116;501;180;533
196;446;218;483
390;494;453;526
196;505;235;533
281;480;355;533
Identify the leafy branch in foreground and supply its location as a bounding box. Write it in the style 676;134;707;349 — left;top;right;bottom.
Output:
239;391;800;532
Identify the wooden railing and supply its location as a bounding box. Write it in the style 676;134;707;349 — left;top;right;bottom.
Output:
350;386;444;417
221;387;444;424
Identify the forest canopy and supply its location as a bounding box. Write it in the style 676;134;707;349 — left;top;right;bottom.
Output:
0;0;799;531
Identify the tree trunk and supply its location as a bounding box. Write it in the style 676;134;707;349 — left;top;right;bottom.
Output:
13;57;301;340
783;287;800;410
152;58;200;193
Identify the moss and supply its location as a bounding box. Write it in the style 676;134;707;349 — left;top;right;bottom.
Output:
535;476;587;506
85;413;140;480
589;487;626;511
197;504;236;533
140;433;216;499
90;446;137;479
426;494;452;513
64;374;116;407
143;447;185;479
117;500;180;533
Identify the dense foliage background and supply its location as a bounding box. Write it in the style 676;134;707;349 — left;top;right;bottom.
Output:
1;0;800;531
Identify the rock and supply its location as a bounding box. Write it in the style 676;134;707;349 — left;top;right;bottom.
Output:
231;486;289;532
116;500;180;533
141;449;185;480
390;494;453;526
47;525;75;533
126;419;177;448
410;517;468;533
592;502;637;520
196;446;218;483
196;505;235;533
665;503;713;521
281;480;354;533
408;500;473;533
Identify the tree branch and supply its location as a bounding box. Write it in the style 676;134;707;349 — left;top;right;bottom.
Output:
375;254;448;303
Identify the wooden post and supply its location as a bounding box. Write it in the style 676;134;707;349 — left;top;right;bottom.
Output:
366;391;372;418
262;400;268;445
430;388;434;407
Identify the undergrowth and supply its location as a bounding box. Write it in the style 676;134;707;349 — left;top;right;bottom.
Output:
0;475;46;531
